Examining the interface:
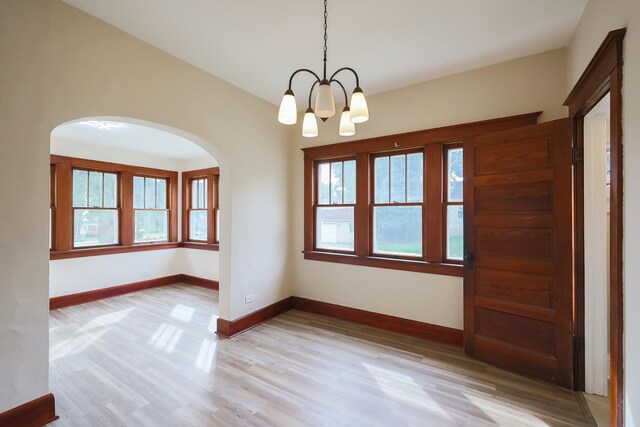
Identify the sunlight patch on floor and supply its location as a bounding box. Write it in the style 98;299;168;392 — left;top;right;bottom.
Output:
78;307;135;332
50;328;109;360
363;362;453;422
196;338;217;373
148;323;184;353
169;304;195;323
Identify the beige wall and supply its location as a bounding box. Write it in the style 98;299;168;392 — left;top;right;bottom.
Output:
0;0;291;412
568;0;640;424
289;48;569;330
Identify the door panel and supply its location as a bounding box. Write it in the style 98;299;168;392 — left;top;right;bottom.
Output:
464;118;573;388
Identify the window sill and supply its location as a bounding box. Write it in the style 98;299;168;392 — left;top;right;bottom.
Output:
50;242;180;260
180;242;220;251
303;251;464;277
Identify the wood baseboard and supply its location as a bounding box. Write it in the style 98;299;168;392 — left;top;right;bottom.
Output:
291;297;463;348
49;273;218;310
0;393;58;427
216;297;293;338
180;274;219;290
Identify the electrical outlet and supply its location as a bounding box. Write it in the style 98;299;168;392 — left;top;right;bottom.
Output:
141;270;151;278
245;294;255;304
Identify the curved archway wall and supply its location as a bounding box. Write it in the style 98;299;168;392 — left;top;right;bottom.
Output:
49;117;221;297
0;0;291;412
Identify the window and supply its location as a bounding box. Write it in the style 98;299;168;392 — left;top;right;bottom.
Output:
189;178;208;241
372;151;424;258
72;169;119;248
50;155;178;259
302;113;540;276
182;167;220;248
444;146;463;261
315;159;356;251
133;176;169;243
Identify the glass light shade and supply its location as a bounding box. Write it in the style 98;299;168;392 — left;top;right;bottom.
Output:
349;87;369;123
314;81;336;119
339;107;355;136
302;108;318;138
278;89;297;125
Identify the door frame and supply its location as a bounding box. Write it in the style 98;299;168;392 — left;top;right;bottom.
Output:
564;28;625;427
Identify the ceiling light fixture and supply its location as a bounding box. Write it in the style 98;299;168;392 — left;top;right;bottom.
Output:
277;0;369;137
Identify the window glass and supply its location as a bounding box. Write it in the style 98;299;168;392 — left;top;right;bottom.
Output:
156;179;167;209
189;210;207;241
72;170;88;207
145;177;156;209
448;148;463;202
73;209;118;247
88;171;103;207
407;153;424;203
330;162;343;204
373;206;422;257
318;163;330;205
390;155;406;203
374;157;389;203
446;205;464;260
316;206;354;251
343;160;356;204
135;210;168;243
133;176;145;209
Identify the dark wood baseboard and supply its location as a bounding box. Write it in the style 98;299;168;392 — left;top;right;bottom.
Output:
49;274;219;310
181;274;219;290
0;393;58;427
216;297;293;338
291;297;463;347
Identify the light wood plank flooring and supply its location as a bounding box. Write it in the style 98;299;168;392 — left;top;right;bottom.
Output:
49;284;588;426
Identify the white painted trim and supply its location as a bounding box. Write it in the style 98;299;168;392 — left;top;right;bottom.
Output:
583;104;610;397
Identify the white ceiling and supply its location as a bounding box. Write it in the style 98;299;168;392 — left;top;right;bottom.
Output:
51;120;210;160
61;0;587;106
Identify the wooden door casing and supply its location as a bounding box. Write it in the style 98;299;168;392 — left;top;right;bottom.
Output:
463;118;573;388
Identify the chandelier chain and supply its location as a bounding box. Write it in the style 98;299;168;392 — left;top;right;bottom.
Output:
323;0;328;68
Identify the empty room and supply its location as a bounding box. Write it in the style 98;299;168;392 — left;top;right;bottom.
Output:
0;0;638;426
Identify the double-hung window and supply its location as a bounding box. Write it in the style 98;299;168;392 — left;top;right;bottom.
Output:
72;169;119;248
315;159;356;252
444;146;464;261
372;151;424;258
182;167;220;248
133;176;169;243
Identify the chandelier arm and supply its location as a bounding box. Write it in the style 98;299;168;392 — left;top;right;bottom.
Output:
329;78;349;106
328;67;360;88
288;68;322;90
308;80;320;109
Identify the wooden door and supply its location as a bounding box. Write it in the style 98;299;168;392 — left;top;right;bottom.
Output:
463;118;574;388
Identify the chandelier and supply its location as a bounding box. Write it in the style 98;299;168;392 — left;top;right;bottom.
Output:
277;0;369;137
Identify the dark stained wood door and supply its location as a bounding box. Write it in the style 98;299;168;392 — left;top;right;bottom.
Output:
463;118;574;388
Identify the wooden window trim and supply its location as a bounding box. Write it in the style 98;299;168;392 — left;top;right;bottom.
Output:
302;112;541;277
182;167;220;250
443;144;464;265
50;155;179;259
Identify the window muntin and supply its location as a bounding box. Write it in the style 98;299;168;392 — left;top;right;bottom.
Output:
372;152;424;257
315;159;356;252
72;169;119;248
133;176;169;243
444;146;464;261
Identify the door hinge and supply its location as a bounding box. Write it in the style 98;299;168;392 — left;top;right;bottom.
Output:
572;147;584;165
573;335;585;354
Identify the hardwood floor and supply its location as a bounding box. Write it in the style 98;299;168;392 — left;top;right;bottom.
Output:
48;284;588;426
